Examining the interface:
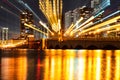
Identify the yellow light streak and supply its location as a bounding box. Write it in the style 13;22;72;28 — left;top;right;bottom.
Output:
79;22;93;31
64;24;74;36
39;21;53;34
90;23;120;34
79;15;120;35
64;17;84;36
72;16;94;33
0;40;26;48
24;23;48;36
58;19;61;33
39;0;62;33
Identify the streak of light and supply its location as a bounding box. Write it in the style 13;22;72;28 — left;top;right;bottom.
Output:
0;40;26;48
88;24;120;35
58;19;61;33
92;10;120;27
0;6;19;18
71;11;104;34
107;29;120;33
72;16;94;33
79;22;93;31
18;0;42;21
100;10;120;22
65;17;84;35
39;0;62;33
39;21;54;35
6;0;23;12
24;23;48;36
94;10;104;18
64;24;74;36
79;15;120;35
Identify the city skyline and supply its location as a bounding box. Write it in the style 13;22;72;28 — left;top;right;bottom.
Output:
0;0;120;39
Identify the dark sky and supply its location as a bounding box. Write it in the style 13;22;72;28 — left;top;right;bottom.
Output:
0;0;119;39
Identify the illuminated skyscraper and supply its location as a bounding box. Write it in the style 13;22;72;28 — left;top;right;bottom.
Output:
1;27;8;41
20;10;34;39
73;8;80;24
91;0;100;8
65;11;73;31
64;6;92;31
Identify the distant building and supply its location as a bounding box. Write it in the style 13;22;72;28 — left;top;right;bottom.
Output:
72;8;80;24
64;6;93;30
1;27;8;41
65;9;81;30
91;0;100;8
65;11;73;31
20;9;34;39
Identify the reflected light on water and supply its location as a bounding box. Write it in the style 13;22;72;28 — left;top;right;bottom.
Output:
0;49;120;80
1;56;27;80
44;50;120;80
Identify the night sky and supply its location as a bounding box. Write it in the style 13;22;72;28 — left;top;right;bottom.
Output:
0;0;119;39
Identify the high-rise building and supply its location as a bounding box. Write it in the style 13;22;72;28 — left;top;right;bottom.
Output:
72;8;80;24
91;0;95;8
64;6;93;31
1;27;8;41
65;11;73;31
91;0;100;8
20;9;34;39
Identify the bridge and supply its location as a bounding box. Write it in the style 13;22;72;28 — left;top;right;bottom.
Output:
45;37;120;49
0;37;120;50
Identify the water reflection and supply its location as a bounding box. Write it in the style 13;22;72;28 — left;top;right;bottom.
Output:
0;49;120;80
1;49;27;80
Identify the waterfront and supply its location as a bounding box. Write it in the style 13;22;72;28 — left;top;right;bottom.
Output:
0;49;120;80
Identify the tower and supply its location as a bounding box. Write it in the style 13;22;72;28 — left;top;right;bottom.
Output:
1;27;8;44
20;10;34;39
65;11;73;31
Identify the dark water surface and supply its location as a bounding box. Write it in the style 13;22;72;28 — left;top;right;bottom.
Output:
0;49;120;80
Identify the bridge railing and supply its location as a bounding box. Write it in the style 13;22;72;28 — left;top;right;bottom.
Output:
47;37;120;41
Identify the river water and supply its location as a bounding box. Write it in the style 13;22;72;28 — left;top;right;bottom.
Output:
0;49;120;80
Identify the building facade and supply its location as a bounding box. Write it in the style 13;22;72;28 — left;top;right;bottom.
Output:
20;9;34;39
64;6;92;31
65;11;73;31
1;27;8;43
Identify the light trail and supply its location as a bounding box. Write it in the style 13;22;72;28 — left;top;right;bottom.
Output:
79;15;120;35
6;0;23;12
0;6;19;18
64;24;74;36
0;40;26;48
80;22;93;30
87;24;120;35
39;21;54;35
18;0;42;21
17;0;51;35
72;16;95;33
107;29;120;34
92;10;120;27
65;17;84;35
24;23;48;36
71;11;104;34
39;0;63;33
